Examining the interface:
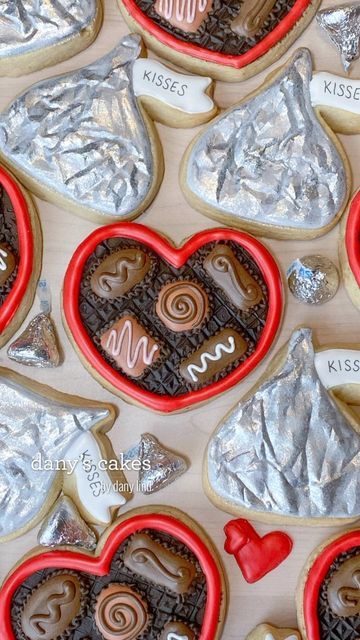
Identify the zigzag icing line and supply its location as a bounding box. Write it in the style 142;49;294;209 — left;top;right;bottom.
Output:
187;336;235;382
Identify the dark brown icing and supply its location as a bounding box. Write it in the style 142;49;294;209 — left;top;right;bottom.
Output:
94;584;149;640
204;245;263;310
154;0;213;32
21;574;81;640
135;0;297;55
124;532;196;594
327;557;360;617
231;0;277;36
156;280;209;332
180;328;247;385
160;621;196;640
80;239;268;396
90;249;151;299
12;528;207;639
100;315;160;377
0;243;16;286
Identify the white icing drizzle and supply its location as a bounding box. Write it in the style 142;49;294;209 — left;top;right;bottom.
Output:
106;319;159;369
314;349;360;389
168;634;189;640
264;634;298;640
158;0;208;23
0;248;8;271
187;336;235;382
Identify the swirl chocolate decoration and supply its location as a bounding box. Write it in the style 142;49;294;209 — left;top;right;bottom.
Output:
95;584;149;640
204;245;263;311
91;249;151;299
160;621;195;640
231;0;278;37
0;243;15;286
124;533;196;594
21;574;81;640
154;0;212;32
180;328;247;385
156;281;209;332
100;315;160;378
327;557;360;617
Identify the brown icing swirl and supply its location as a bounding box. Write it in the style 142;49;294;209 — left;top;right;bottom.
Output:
231;0;277;37
327;557;360;617
156;281;208;332
90;249;151;299
95;584;148;640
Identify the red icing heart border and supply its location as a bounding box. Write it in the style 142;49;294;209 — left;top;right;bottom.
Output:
121;0;314;70
0;166;34;335
345;191;360;289
63;224;283;413
302;530;360;640
0;513;224;640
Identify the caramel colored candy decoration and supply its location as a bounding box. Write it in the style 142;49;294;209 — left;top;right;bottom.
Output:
156;280;209;332
154;0;213;33
21;574;81;640
0;243;16;286
100;315;160;378
180;328;247;385
231;0;278;37
204;245;263;311
94;584;149;640
124;532;196;594
327;556;360;617
160;621;196;640
90;248;151;299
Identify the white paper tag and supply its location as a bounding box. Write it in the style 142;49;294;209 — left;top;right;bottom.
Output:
37;279;51;314
314;349;360;389
311;72;360;114
132;58;214;114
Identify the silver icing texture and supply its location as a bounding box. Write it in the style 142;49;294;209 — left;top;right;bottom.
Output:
38;495;97;550
207;328;360;519
317;3;360;72
0;35;154;219
0;0;98;60
287;255;339;305
0;374;109;539
7;313;61;367
186;49;347;231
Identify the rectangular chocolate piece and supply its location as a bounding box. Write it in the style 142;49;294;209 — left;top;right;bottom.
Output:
154;0;212;33
124;532;196;594
100;316;160;378
180;328;247;384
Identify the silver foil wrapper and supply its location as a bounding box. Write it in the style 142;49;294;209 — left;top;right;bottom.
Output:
207;328;360;519
186;49;347;231
0;35;154;219
38;495;97;550
317;3;360;72
0;1;97;60
287;255;339;305
125;433;188;494
7;313;61;367
0;375;109;539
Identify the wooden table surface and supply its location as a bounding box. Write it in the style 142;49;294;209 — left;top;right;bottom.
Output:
1;1;359;638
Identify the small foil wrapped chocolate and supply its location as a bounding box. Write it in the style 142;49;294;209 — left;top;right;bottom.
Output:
317;3;360;71
7;313;61;367
38;496;97;550
287;255;339;305
124;433;189;494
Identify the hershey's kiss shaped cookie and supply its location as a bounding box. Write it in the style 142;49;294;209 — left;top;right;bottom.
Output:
317;3;360;72
37;496;97;551
246;624;301;640
7;313;61;368
205;327;360;525
340;190;360;310
0;507;227;640
0;0;103;77
119;0;320;82
180;48;360;240
0;166;41;348
0;35;217;225
0;367;130;542
62;223;283;413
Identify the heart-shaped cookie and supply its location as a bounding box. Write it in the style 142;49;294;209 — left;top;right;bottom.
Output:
340;190;360;310
298;529;360;640
0;165;41;348
0;507;227;640
119;0;320;81
62;224;283;413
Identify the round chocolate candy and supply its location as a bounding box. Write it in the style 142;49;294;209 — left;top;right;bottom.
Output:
94;584;149;640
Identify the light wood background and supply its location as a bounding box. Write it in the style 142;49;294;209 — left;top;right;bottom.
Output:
1;1;359;638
